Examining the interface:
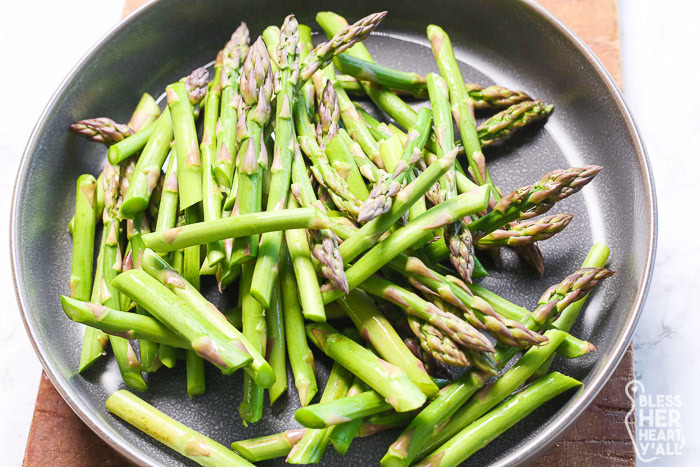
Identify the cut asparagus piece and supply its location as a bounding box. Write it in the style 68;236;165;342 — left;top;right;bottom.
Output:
417;372;582;467
112;269;252;375
339;289;438;396
306;322;427;412
280;244;318;406
232;429;306;462
106;390;253;466
142;206;333;253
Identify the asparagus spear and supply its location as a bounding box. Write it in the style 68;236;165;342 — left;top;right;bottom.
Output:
106;390;253;467
316;80;340;149
306;322;427;412
427;24;494;193
468;165;602;235
141;206;332;253
167;75;206;210
230;37;273;264
334;56;531;108
322;185;491;303
200;61;227;267
328;376;367;454
266;275;288;404
478;100;554;146
298;11;388;84
336;148;458;262
408;315;473;368
417;372;582;467
70;117;133;145
358;410;417;437
78;236;110;372
476;213;573;249
128;92;161;132
335;53;427;97
286;361;354;464
251;15;301;308
140;249;274;387
416;329;570;459
70;174;97;302
381;370;489;467
232;429;306;462
358;108;432;222
280;244;318;407
112;269;253;375
120;109;173;218
106;120;158;164
387;255;546;348
285;196;326;322
359;275;495;354
295;390;391;428
532;243;609;379
62;296;189;348
102;161;148;391
338;289;438;396
239;263;266;424
215;23;250;191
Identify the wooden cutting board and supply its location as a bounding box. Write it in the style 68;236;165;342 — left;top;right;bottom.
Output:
22;0;635;465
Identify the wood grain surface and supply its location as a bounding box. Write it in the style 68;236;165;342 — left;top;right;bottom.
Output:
23;0;635;465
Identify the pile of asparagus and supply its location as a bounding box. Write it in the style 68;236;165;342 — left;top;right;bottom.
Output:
63;10;613;466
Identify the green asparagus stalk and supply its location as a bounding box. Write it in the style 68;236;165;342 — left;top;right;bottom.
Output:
200;61;227;267
112;269;253;374
230;37;273;265
337;148;457;262
416;329;570;459
285;196;327;322
426;72;456;203
128;92;161;132
215;23;250;191
328;376;367;454
140;249;274;386
70;174;97;302
298;11;388;85
478;100;554;146
239;263;266;424
101;161;148;391
167;79;204;210
142;206;332;253
358;108;432;222
155;152;178;232
266;275;288;404
427;24;493;192
106;390;253;466
296;389;391;429
106;120;157;164
387;254;547;348
417;372;582;467
335;55;532;109
120;109;173;218
70;117;133;145
306;322;427;412
338;289;439;396
476;213;573;249
251;15;301;308
323;185;491;303
381;370;489;467
181;206;206;398
334;53;427;97
358;411;417;437
280;244;318;406
531;244;610;379
61;296;189;347
359;275;495;354
232;429;306;462
316;80;340;149
78;231;109;373
286;361;354;464
408;315;472;368
330;128;377;197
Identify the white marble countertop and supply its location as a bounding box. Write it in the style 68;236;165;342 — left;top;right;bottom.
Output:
1;0;697;465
